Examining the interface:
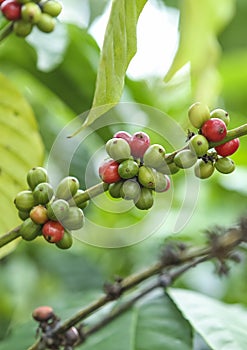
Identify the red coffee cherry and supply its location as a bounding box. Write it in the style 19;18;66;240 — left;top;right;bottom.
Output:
215;138;240;157
1;0;21;20
42;220;64;243
32;306;55;322
99;159;121;183
113;131;132;143
129;131;150;158
201;118;227;142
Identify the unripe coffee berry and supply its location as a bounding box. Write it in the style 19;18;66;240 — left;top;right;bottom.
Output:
120;179;141;200
105;138;131;162
32;306;55;322
118;159;139;179
37;13;55;33
62;207;84;230
138;166;156;189
189;134;209;157
108;181;124;198
20;218;42;241
1;0;21;20
33;182;54;205
174;150;197;169
153;172;170;192
201;118;227;142
21;2;41;23
55;176;79;201
210;108;230;126
99;159;121;183
41;0;62;17
42;220;64;243
27;167;49;191
194;160;215;179
56;230;73;249
30;205;48;224
188;102;210;128
135;187;154;210
143;144;166;169
215;157;235;174
129;131;150;158
14;20;33;37
113;131;132;143
14;190;34;211
47;199;69;221
215;138;240;157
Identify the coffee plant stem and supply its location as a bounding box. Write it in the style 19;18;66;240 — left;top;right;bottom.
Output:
0;22;14;43
0;225;21;248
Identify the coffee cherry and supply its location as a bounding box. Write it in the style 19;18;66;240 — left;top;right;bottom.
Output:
13;20;33;37
18;210;30;221
153;172;170;192
189;134;209;157
41;0;62;17
99;159;121;183
67;190;88;210
32;306;55;322
108;181;124;198
118;159;139;179
143;144;166;169
113;131;132;143
61;207;84;230
27;167;49;191
194;160;215;179
1;0;21;20
215;157;235;174
129;131;150;158
174;150;197;169
42;220;64;243
33;182;54;205
55;230;73;249
47;199;69;221
20;218;42;241
138;166;156;189
55;176;79;201
14;190;34;211
21;2;41;23
135;187;154;210
210;108;230;126
201;118;227;142
36;13;55;33
188;102;210;128
30;205;48;224
105;138;131;162
215;138;240;157
120;179;141;200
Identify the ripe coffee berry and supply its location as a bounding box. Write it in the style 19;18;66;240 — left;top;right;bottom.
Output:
99;159;121;183
215;138;240;157
113;131;132;143
201;118;227;142
129;131;150;158
1;0;21;20
32;306;55;322
42;220;64;243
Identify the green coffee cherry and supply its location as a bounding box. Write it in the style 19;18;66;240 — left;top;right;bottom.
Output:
27;167;48;191
215;157;235;174
21;3;42;23
33;182;54;205
174;150;197;169
153;172;169;192
14;20;33;37
41;0;62;17
36;13;55;33
55;176;80;201
20;218;42;241
194;160;215;179
67;190;88;209
56;230;73;250
47;199;69;221
189;134;209;157
18;210;30;221
118;159;139;179
210;108;230;126
188;102;210;128
105;138;131;162
143;144;166;169
14;190;34;211
135;188;154;210
62;207;84;230
120;179;141;200
138;166;156;189
108;181;124;198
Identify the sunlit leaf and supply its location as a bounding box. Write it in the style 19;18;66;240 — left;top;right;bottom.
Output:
0;73;44;257
71;0;148;134
170;288;247;350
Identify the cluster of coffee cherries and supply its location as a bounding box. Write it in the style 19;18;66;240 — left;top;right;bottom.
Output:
0;0;62;37
99;131;171;210
32;306;80;349
172;102;240;179
14;167;87;249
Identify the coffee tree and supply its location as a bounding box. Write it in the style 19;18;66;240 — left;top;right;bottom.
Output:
1;1;247;349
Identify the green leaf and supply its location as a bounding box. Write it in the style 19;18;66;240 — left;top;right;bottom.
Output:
0;73;44;257
82;291;192;350
72;0;147;134
170;288;247;350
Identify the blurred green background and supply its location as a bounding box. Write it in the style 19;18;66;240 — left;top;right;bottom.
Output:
1;0;247;348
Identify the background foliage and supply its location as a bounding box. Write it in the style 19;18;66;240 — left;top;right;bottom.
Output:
1;0;247;349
